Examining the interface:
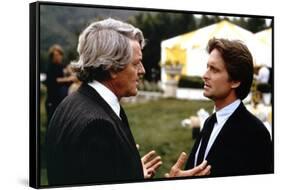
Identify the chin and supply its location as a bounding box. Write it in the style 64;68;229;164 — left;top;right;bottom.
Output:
203;92;211;99
203;91;207;97
131;90;138;96
125;89;138;97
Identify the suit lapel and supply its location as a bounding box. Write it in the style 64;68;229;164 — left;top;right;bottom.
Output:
205;103;244;161
185;137;201;169
78;83;139;154
185;116;213;169
119;106;138;146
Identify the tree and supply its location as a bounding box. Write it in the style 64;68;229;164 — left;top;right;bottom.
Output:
129;12;197;81
247;17;267;33
198;15;215;28
232;17;248;29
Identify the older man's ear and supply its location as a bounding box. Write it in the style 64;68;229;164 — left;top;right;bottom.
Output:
109;70;118;79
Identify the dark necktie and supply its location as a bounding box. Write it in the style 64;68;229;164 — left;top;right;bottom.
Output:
119;106;128;126
196;113;217;165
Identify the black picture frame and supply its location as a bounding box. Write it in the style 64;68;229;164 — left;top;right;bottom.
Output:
30;1;274;188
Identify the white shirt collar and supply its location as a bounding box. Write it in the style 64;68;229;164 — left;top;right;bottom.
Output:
194;99;241;166
215;99;241;125
88;80;121;118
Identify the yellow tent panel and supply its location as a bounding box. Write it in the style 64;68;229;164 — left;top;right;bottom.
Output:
161;20;261;83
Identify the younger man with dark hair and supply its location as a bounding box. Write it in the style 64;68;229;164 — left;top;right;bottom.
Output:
166;38;273;177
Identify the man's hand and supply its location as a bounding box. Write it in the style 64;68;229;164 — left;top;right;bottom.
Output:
165;152;211;178
141;150;162;179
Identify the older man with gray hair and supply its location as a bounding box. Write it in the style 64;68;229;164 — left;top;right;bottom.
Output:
46;18;162;186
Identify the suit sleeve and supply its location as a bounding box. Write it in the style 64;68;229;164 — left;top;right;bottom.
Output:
77;119;118;183
256;127;273;173
248;123;273;174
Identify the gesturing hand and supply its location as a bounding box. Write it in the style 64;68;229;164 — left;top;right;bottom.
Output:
141;150;162;179
165;152;211;178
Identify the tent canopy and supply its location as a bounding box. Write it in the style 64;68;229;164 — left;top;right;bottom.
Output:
255;28;272;47
254;28;272;67
161;20;272;84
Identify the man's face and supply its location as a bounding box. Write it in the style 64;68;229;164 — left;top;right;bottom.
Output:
203;49;238;102
111;40;145;99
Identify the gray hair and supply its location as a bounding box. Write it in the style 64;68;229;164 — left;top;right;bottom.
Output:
71;18;145;82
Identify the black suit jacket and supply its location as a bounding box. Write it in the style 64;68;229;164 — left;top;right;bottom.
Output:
46;83;144;186
185;102;273;177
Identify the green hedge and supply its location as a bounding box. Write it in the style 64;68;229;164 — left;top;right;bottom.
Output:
138;80;163;92
178;75;204;89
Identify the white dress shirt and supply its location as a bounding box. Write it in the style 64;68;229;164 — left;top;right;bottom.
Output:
88;80;121;118
194;99;241;166
257;66;270;83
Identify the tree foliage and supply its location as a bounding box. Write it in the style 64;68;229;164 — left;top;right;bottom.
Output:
39;5;270;81
129;12;197;81
247;17;267;33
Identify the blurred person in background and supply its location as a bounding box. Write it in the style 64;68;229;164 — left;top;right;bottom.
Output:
45;44;74;125
63;64;82;95
255;65;270;84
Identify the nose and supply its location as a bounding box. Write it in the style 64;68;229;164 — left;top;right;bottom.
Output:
203;68;209;81
138;63;146;75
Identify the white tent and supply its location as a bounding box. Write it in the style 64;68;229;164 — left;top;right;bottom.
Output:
161;20;262;84
254;28;272;67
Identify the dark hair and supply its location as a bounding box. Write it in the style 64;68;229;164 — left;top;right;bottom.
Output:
207;38;254;100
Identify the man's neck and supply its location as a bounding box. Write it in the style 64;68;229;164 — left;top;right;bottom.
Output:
99;80;121;101
214;94;239;111
88;80;121;118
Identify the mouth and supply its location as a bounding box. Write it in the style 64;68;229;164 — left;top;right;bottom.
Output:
204;83;211;89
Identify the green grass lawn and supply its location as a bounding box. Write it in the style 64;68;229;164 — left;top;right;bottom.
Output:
123;98;213;178
40;88;213;185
